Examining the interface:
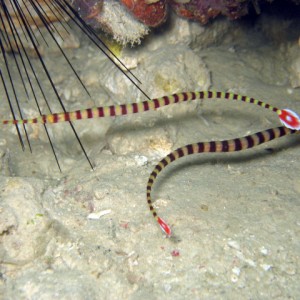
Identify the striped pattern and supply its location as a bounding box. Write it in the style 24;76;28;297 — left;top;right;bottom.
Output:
146;126;298;236
2;91;280;125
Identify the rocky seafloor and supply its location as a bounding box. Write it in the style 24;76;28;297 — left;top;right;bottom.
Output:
0;6;300;300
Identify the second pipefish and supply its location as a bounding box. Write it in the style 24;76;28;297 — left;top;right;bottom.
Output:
146;126;299;236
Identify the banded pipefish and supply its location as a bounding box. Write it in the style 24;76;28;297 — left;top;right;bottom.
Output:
2;91;299;235
2;91;300;130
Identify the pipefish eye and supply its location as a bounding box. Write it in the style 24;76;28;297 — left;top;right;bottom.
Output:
278;109;300;130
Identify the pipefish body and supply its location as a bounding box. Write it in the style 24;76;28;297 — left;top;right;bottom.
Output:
146;126;299;236
2;91;300;130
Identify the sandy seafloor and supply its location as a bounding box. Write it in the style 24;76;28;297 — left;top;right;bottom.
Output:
0;11;300;300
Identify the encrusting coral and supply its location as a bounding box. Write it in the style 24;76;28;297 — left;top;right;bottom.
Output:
169;0;249;24
69;0;251;44
69;0;300;44
72;0;251;28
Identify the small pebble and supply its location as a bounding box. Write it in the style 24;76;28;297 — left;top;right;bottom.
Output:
259;246;268;256
228;46;236;53
232;266;240;276
0;139;7;146
94;189;109;199
284;264;296;275
87;209;112;220
200;204;208;211
164;284;172;293
63;89;71;101
134;155;148;166
231;274;239;283
260;264;272;271
227;240;240;250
